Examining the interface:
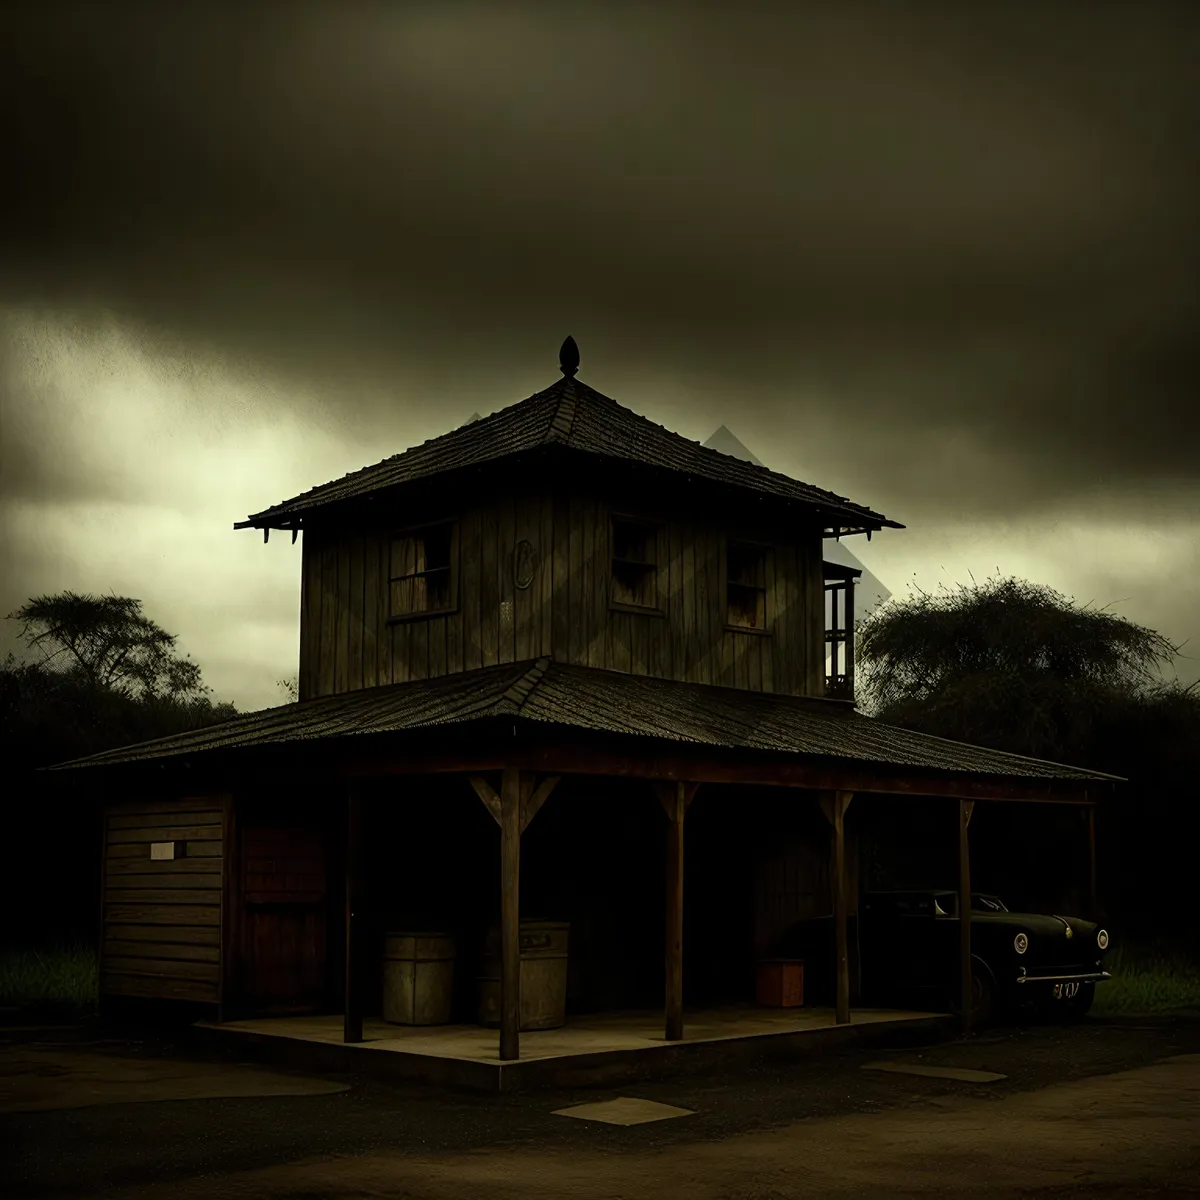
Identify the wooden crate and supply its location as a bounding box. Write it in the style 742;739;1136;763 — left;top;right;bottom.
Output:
756;958;804;1007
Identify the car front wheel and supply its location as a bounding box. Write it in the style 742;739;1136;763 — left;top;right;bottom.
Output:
949;959;999;1027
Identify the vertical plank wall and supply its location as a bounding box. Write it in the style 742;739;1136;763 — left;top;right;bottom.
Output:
100;798;225;1004
550;495;826;697
300;491;556;699
298;490;826;699
753;824;862;961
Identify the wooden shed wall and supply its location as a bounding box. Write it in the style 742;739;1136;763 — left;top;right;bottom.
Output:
298;488;825;700
753;826;861;959
100;798;227;1004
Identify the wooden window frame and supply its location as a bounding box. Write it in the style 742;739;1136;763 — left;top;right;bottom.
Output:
609;512;664;616
386;518;460;624
823;561;858;700
723;537;773;635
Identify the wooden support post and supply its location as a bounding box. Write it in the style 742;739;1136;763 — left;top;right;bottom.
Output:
959;798;975;1036
469;770;558;1062
665;782;686;1042
344;785;365;1044
1087;805;1098;920
656;781;697;1042
499;767;522;1062
819;791;853;1025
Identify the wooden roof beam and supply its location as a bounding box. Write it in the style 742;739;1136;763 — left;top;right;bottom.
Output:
338;744;1107;805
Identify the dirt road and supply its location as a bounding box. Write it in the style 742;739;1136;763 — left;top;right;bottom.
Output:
4;1017;1199;1198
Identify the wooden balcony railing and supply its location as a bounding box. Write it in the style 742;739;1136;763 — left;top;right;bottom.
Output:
824;559;860;704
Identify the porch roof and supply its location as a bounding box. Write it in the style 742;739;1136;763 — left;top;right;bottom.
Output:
46;659;1121;790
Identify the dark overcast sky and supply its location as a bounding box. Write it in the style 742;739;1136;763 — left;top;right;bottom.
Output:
2;3;1197;709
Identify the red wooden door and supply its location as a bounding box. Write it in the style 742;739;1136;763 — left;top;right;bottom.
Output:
240;826;328;1013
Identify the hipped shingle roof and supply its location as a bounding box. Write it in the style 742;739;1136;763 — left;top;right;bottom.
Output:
235;377;901;533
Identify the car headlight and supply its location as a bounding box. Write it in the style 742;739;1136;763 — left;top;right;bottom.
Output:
1097;929;1109;951
1014;932;1029;955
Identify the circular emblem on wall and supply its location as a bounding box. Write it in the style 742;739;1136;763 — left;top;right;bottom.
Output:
513;539;539;590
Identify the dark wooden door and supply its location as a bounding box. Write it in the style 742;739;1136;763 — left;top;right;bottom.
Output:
240;826;328;1013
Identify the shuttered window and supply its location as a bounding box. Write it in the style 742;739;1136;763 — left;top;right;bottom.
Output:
389;521;458;618
610;516;660;611
726;541;769;630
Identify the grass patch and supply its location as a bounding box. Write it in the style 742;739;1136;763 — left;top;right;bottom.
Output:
1;939;1198;1021
1092;942;1200;1015
0;943;98;1014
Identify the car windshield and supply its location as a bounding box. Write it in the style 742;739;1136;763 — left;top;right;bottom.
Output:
928;894;1009;917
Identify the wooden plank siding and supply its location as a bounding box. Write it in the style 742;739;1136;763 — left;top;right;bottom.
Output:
498;493;517;665
318;537;338;698
361;529;379;690
462;504;483;673
549;499;823;697
298;528;322;701
100;798;227;1005
753;825;861;960
481;500;500;668
347;531;364;693
298;491;825;698
803;537;826;696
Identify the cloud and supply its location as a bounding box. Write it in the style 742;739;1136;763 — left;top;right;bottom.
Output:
3;5;1195;516
1;4;1197;704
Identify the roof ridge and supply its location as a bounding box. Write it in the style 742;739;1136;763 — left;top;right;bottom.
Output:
498;657;553;709
546;378;578;442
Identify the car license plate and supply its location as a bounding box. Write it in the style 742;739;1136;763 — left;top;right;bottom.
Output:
1052;981;1080;1000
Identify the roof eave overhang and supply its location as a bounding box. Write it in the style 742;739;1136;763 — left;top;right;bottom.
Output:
232;447;562;533
40;717;1119;805
233;445;905;536
503;724;1117;803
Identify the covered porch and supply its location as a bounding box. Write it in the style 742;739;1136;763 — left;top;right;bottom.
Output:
198;1004;950;1093
67;658;1116;1082
331;730;1105;1064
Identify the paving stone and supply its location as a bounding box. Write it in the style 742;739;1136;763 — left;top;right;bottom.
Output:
863;1061;1007;1083
552;1096;696;1125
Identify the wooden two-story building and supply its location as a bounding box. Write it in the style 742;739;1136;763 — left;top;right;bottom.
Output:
54;339;1117;1060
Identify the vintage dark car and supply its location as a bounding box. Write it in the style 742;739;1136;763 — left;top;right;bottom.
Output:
775;889;1112;1023
859;890;1112;1022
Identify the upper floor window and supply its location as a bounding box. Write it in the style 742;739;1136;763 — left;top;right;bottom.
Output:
726;541;770;631
389;520;458;619
824;561;858;699
610;515;659;611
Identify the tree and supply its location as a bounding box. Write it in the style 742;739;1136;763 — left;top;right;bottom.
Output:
856;575;1185;764
2;594;239;944
3;591;238;771
7;591;208;702
856;574;1199;938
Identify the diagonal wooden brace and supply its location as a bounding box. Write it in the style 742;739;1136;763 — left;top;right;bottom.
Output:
654;780;699;821
470;772;560;834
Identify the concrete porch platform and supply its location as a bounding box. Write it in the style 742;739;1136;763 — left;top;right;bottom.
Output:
196;1005;954;1092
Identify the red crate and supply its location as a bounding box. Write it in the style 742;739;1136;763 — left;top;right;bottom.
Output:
756;959;804;1007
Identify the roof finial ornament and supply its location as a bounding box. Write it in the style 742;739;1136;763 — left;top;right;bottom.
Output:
559;335;579;378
